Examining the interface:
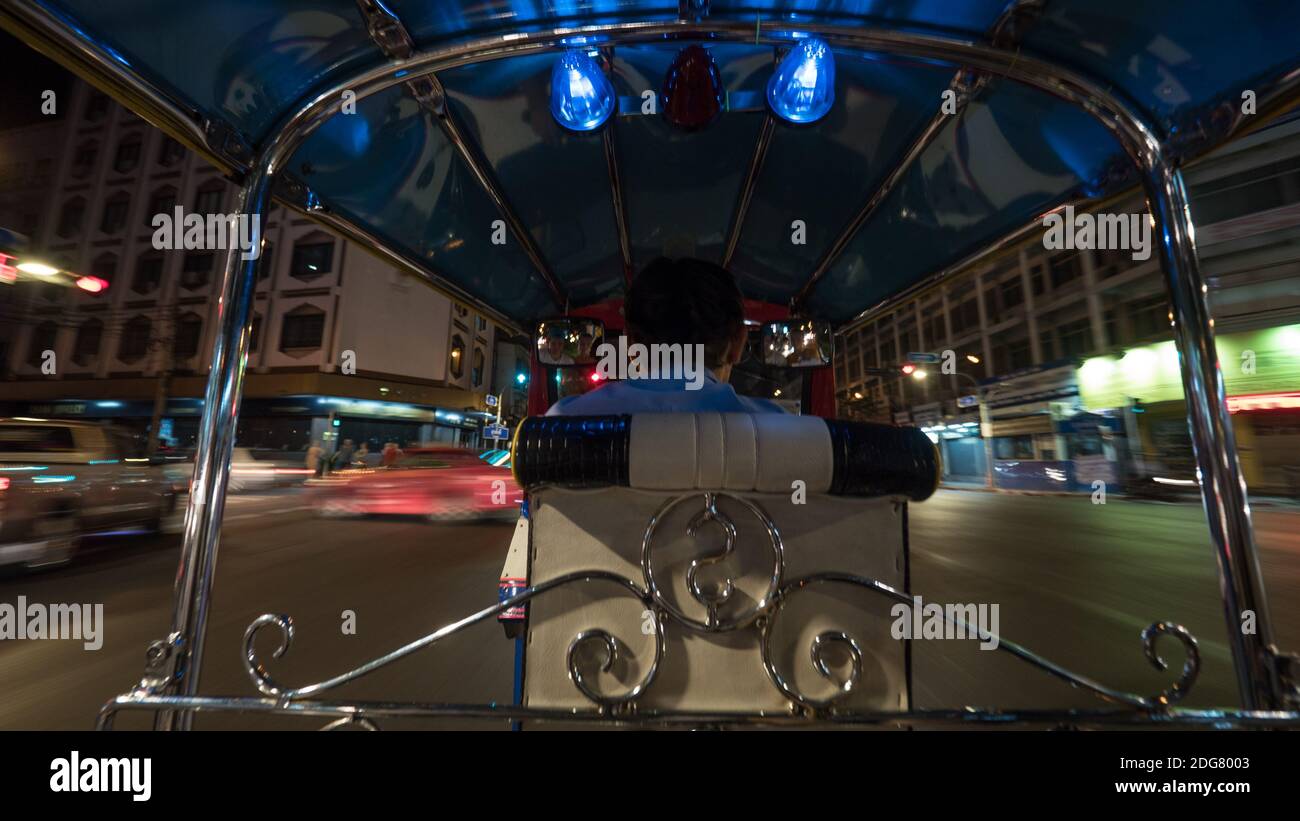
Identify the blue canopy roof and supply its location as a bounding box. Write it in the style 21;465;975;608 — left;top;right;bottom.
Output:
12;0;1300;324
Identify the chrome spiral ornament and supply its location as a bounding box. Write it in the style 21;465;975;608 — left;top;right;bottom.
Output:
241;571;654;703
243;614;295;698
760;576;876;709
685;496;739;622
235;495;1205;722
760;572;1204;712
567;617;664;708
642;492;784;632
1140;621;1200;706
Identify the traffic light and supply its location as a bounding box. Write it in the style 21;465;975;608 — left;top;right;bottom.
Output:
900;363;916;376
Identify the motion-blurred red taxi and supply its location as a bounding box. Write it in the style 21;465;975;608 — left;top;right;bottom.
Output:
311;447;520;522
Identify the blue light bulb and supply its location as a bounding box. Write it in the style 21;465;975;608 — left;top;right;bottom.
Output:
766;38;836;124
550;49;615;132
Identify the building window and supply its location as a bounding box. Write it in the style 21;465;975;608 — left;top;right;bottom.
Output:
471;348;485;386
181;251;214;289
1100;245;1137;279
100;192;130;234
173;313;203;360
27;321;58;367
1000;277;1023;309
158;137;185;167
1057;318;1092;359
250;314;263;352
113;135;142;174
84;91;110;122
1049;252;1083;290
290;237;334;281
994;435;1035;460
73;318;103;366
1129;295;1170;341
194;182;224;216
89;253;117;288
280;305;326;351
71;141;98;179
147;186;177;227
57;198;86;238
132;253;163;294
118;315;152;363
449;334;465;378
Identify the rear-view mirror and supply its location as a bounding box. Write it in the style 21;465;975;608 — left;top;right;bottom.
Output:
761;319;833;367
535;318;606;367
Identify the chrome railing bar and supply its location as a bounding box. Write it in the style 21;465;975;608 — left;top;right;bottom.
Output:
602;52;635;286
424;73;568;308
721;113;775;269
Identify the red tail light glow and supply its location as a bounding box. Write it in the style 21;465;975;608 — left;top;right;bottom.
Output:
76;275;109;293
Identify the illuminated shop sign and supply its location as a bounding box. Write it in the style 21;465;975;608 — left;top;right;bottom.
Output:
1079;324;1300;410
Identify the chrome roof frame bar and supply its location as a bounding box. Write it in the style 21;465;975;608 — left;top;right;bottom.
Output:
6;4;1298;723
792;0;1047;309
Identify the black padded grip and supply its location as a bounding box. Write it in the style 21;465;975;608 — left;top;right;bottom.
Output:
511;415;631;488
824;419;939;501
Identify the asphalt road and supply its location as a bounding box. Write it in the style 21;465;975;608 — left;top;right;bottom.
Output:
0;488;1296;728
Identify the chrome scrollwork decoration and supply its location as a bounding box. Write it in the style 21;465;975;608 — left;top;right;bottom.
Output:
642;492;784;632
762;627;864;710
236;495;1205;723
1140;621;1200;706
760;572;1202;712
568;618;664;709
243;614;295;698
685;494;738;624
242;571;658;707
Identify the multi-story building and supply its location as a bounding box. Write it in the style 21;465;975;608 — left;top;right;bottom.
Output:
835;115;1300;494
0;116;67;373
1;80;527;453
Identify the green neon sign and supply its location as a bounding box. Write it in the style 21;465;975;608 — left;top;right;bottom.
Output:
1078;324;1300;409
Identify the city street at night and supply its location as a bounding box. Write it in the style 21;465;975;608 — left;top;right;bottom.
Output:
3;488;1296;730
4;0;1300;798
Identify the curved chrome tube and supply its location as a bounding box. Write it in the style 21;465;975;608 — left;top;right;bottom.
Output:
641;492;784;632
760;572;1200;711
242;571;655;707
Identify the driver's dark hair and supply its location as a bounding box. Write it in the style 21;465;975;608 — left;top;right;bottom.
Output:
623;257;745;369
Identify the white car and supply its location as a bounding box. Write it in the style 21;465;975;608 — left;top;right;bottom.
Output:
228;447;313;493
0;419;182;570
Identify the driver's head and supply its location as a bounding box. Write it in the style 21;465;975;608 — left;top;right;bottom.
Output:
624;257;746;369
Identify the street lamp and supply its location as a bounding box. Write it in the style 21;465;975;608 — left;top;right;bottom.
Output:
16;261;59;276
